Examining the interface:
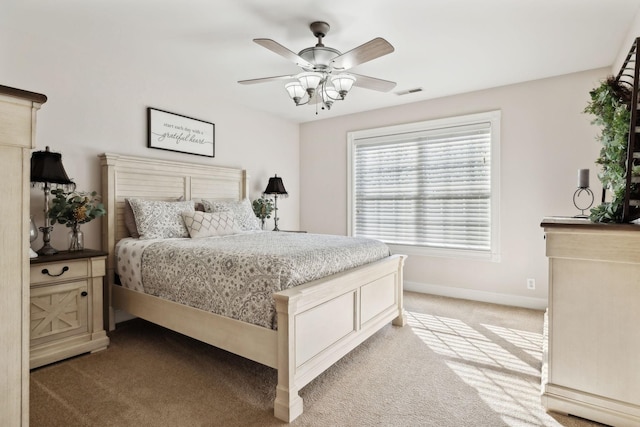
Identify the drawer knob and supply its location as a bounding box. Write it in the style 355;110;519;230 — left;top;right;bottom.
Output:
81;291;88;297
42;266;69;277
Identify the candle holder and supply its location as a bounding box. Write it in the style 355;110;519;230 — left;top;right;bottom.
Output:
573;168;593;218
573;187;594;218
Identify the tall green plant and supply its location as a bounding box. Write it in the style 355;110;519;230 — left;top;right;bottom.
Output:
583;77;631;222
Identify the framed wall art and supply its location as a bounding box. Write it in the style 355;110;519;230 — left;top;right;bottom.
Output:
147;107;215;157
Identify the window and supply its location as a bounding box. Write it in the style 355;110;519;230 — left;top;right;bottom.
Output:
348;111;500;260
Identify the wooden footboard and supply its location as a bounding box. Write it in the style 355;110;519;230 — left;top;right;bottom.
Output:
111;253;405;422
273;254;406;422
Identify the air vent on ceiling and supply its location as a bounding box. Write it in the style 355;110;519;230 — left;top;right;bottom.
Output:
395;87;423;96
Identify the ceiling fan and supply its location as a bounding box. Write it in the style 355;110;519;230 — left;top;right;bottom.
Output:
238;21;396;111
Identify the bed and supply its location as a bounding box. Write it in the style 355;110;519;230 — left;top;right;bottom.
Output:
99;153;406;422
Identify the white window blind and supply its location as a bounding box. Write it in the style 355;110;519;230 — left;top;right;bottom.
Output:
349;113;498;255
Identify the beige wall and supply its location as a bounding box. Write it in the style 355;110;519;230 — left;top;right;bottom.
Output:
4;28;300;252
300;68;607;308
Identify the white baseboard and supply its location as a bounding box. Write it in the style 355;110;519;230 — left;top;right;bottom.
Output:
404;280;548;310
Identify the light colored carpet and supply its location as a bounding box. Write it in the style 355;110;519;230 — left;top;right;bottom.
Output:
30;292;607;426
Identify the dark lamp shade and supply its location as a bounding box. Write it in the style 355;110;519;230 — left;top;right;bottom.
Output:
264;175;288;196
30;146;74;185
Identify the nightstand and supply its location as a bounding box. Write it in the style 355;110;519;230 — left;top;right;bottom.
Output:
29;249;110;369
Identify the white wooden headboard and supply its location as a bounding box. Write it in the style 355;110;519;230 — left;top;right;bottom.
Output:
99;153;249;297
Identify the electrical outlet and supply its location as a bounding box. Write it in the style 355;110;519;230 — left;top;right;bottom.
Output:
526;278;535;290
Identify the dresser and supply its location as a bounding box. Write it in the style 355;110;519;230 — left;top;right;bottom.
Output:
0;85;47;426
29;249;109;369
541;217;640;426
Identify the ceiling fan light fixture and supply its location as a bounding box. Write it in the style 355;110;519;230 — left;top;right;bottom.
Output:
331;74;357;98
321;85;340;108
296;71;323;96
285;82;306;105
322;84;339;100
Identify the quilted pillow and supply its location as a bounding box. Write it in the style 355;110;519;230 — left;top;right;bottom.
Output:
181;211;240;238
201;198;261;231
127;198;194;239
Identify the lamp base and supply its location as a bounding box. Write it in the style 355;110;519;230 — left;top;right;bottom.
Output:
37;243;59;256
272;194;280;231
37;225;58;255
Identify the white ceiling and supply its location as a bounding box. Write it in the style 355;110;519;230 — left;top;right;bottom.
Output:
7;0;640;123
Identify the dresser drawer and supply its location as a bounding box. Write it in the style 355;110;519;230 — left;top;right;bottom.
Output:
30;259;88;286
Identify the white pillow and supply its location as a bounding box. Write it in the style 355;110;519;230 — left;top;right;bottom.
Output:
127;198;194;239
201;198;261;231
182;211;240;238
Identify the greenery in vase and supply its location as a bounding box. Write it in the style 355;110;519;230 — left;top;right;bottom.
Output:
583;76;632;223
48;189;106;227
252;197;274;220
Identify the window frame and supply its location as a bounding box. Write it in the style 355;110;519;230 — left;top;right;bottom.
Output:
347;110;501;261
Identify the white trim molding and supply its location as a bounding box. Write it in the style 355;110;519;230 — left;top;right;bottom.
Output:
404;280;547;311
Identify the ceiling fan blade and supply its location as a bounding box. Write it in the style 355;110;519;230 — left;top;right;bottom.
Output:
331;38;394;70
350;73;397;92
238;75;294;85
253;38;314;69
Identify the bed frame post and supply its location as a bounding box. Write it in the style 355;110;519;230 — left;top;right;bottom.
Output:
273;296;303;422
99;153;117;331
392;255;407;326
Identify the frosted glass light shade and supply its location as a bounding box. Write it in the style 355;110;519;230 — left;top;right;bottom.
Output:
322;85;339;101
320;85;340;105
296;72;323;91
285;82;305;101
331;74;356;96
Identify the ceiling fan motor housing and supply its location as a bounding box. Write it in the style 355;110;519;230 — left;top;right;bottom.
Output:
298;46;342;72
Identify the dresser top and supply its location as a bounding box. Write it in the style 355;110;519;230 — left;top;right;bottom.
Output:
541;216;640;232
30;249;108;264
0;85;47;104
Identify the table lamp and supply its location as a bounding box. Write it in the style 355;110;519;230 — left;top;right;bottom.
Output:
30;146;75;255
263;174;288;231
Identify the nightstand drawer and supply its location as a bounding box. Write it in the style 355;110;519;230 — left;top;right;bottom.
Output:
30;259;88;286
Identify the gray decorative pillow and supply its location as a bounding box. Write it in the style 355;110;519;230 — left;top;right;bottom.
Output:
127;198;194;239
123;199;140;238
201;198;261;231
182;211;240;238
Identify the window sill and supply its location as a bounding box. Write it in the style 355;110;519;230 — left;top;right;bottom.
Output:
388;243;500;262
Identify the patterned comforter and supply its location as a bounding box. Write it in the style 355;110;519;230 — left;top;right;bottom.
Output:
116;232;390;329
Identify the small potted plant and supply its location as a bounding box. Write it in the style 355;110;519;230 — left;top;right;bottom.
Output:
252;197;274;230
48;189;106;251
